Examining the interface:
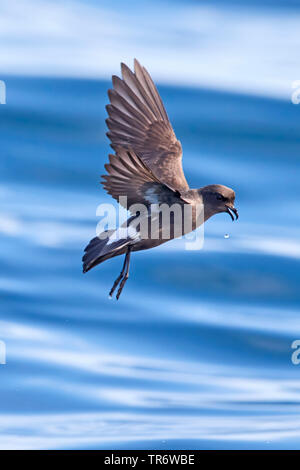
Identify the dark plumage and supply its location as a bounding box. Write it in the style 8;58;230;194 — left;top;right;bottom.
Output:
83;59;238;299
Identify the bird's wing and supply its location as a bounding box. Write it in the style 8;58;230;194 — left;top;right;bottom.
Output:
101;148;183;212
105;59;189;192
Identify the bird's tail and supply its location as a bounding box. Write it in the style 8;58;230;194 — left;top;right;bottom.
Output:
82;229;130;273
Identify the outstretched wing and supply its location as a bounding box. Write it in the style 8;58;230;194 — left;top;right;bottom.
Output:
101;148;183;212
105;59;189;191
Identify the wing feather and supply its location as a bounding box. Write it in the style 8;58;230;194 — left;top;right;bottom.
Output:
101;149;183;212
106;59;189;191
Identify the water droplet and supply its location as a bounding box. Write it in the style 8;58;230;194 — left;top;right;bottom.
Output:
224;234;230;239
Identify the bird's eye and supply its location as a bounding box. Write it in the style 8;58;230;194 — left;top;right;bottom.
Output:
216;194;224;201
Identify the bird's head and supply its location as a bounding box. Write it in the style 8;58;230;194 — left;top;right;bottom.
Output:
199;184;238;221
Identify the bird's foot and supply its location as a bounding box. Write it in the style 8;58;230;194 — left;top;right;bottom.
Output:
116;273;129;300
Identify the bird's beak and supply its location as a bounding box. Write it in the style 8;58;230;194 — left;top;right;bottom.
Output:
226;204;239;221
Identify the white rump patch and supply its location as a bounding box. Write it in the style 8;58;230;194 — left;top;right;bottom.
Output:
107;225;140;245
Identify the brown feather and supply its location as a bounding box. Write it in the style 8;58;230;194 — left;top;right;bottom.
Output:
105;60;189;191
101;148;183;211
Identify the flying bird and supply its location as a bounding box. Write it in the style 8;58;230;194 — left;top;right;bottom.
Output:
82;59;238;299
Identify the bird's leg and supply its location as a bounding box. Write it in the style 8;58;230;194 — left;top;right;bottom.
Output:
109;250;129;298
116;247;131;300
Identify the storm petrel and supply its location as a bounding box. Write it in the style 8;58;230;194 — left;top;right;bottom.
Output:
83;60;238;299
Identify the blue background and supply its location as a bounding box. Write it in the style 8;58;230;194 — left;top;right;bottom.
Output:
1;0;300;450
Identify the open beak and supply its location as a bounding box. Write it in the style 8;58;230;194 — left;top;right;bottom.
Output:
226;205;239;221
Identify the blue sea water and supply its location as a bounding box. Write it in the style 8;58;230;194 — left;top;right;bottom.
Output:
1;74;300;450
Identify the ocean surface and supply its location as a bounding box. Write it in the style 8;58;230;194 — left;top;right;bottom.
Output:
1;74;300;450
